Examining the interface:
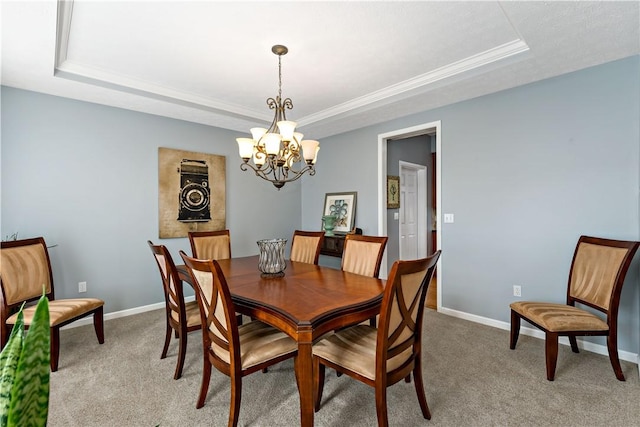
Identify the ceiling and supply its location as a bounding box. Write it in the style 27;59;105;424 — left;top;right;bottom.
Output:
2;1;639;140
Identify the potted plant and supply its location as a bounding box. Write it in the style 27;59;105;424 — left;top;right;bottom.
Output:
0;294;50;426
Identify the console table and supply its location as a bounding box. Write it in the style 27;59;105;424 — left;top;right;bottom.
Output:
320;228;362;258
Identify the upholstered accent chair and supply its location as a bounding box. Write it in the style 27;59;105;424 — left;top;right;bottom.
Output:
290;230;325;265
148;241;202;379
510;235;639;381
0;237;104;372
179;251;297;426
341;234;388;279
313;251;441;427
188;229;231;260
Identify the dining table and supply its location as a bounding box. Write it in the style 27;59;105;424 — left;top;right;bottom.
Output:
178;255;385;427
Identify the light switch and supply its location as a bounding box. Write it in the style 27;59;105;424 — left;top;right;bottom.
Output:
393;212;399;220
444;213;454;223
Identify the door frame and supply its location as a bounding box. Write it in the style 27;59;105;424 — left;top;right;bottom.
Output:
398;161;428;260
377;120;442;308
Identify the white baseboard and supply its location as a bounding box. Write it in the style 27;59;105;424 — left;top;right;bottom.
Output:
438;307;640;365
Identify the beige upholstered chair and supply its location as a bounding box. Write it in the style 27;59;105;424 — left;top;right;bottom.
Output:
510;235;639;381
313;251;441;427
188;229;231;260
290;230;325;265
179;251;297;426
341;234;388;278
0;237;104;372
148;241;201;379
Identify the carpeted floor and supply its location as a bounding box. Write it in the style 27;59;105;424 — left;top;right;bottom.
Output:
48;308;640;426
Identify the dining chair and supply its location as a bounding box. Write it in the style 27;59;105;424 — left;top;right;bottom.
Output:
341;234;388;328
510;235;639;381
188;229;231;260
0;237;105;372
179;251;298;426
290;230;325;265
313;251;441;427
188;229;243;324
148;241;202;379
341;234;388;278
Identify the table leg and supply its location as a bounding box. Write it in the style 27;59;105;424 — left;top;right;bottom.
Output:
295;334;314;427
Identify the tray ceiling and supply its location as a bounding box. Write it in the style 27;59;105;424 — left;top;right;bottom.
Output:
2;1;639;139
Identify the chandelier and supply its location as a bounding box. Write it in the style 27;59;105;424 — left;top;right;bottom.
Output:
236;45;319;189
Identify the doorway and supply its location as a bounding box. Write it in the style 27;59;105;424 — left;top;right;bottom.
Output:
377;120;441;309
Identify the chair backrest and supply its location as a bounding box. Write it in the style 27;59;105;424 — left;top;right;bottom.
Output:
567;236;639;315
341;234;388;278
290;230;325;264
179;251;239;369
376;251;441;375
148;241;188;326
188;230;231;260
1;237;55;310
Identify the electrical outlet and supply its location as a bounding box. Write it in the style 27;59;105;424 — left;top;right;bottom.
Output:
513;285;521;297
79;281;87;293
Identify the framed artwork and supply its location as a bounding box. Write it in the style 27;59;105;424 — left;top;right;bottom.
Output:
387;175;400;209
322;192;357;234
158;147;226;238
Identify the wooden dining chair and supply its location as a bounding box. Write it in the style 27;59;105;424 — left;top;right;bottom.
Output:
510;235;639;381
0;237;105;372
179;251;298;426
290;230;325;265
341;234;388;278
188;229;231;260
148;241;202;379
313;251;441;427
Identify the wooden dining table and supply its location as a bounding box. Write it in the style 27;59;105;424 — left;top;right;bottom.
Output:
178;255;385;427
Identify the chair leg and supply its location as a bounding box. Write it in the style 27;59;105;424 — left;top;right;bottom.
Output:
161;321;172;359
412;358;432;420
545;332;559;381
174;329;187;380
228;373;242;427
374;382;389;427
196;357;212;409
314;358;325;412
606;333;625;381
50;327;60;372
568;335;579;353
404;374;411;383
509;310;520;349
93;307;105;344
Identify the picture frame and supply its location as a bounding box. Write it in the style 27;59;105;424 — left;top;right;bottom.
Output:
387;175;400;209
322;192;357;234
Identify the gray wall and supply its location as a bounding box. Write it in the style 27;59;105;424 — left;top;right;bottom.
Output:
301;55;640;353
1;88;302;312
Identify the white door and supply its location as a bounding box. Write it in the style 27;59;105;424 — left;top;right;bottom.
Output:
399;162;427;260
400;167;418;259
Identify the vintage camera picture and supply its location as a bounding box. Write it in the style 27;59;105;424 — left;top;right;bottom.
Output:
177;159;211;222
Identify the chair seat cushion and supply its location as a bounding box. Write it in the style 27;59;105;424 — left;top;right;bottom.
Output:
313;324;413;380
171;300;201;328
212;320;297;370
6;298;104;327
184;300;201;328
510;301;608;332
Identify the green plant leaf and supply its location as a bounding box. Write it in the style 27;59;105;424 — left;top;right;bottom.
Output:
0;311;24;427
7;295;50;427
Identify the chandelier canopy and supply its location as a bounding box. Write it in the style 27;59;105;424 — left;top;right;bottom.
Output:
236;45;319;189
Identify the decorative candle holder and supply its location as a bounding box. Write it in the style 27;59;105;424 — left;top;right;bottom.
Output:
257;238;287;278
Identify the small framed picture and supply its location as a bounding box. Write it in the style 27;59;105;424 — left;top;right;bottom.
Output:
387;175;400;209
322;192;357;234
